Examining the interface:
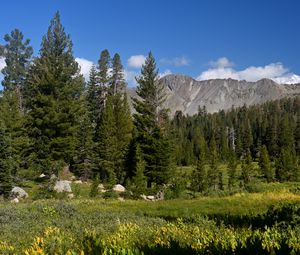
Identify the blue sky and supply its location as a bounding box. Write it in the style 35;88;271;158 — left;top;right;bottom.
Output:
1;0;300;86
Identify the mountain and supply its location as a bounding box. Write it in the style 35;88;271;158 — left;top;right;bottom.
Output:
128;74;300;115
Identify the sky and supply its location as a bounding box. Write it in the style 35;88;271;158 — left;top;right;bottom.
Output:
1;0;300;86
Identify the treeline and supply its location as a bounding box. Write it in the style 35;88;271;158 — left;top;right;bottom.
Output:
0;12;171;197
172;97;300;192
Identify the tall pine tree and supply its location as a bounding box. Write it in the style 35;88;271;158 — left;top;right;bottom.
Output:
133;52;171;187
24;12;84;175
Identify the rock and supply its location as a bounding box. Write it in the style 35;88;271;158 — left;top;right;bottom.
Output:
156;191;164;201
70;176;76;181
113;184;125;192
74;180;82;184
10;198;19;203
67;193;74;199
146;195;155;201
39;173;46;178
53;180;72;193
11;187;29;199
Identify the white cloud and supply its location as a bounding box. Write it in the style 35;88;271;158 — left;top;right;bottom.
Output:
75;57;94;80
0;57;6;71
197;58;300;84
209;57;234;68
160;56;190;67
127;55;146;69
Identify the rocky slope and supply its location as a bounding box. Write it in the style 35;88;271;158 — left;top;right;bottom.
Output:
128;74;300;115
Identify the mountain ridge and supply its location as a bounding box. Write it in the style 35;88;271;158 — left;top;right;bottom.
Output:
128;74;300;115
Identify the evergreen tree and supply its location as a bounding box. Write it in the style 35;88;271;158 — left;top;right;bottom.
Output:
227;152;237;190
275;148;299;182
241;150;253;185
1;29;33;110
110;53;125;95
1;29;32;177
207;136;218;190
110;54;133;183
86;65;99;125
24;12;84;175
190;152;207;192
0;123;12;198
259;145;274;182
72;101;94;180
131;144;147;194
295;113;300;157
95;95;117;184
133;52;171;187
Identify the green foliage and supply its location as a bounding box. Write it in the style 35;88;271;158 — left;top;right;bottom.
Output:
24;12;84;176
276;147;299;182
190;153;207;192
133;52;171;187
0;123;12;198
259;145;274;182
89;175;100;198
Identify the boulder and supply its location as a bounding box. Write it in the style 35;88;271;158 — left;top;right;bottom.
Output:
155;191;164;201
11;187;29;199
10;198;19;203
74;180;82;184
53;180;72;193
113;184;125;192
39;173;46;178
146;195;155;201
50;174;57;180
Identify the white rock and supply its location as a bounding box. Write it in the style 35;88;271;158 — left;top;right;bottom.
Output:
67;193;74;199
39;173;46;178
10;198;19;203
146;195;155;201
11;187;29;199
53;180;72;193
74;180;82;184
113;184;126;192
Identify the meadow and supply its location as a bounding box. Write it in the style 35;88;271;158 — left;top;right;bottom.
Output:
1;182;300;254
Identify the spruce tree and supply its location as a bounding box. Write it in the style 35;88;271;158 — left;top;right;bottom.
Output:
207;136;219;191
241;150;253;185
0;123;12;198
133;52;171;187
86;65;99;125
24;12;84;175
259;145;274;182
110;53;125;95
275;148;299;181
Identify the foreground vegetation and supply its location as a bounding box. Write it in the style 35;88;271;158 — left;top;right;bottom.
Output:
1;185;300;254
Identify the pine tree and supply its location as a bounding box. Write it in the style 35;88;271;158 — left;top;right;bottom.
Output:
1;29;33;110
241;150;253;185
259;145;274;182
0;122;12;198
95;95;117;184
72;100;94;180
131;144;147;194
190;152;207;192
275;148;299;182
110;53;125;95
294;113;300;157
24;12;84;175
86;65;99;125
227;152;237;190
1;29;32;177
207;136;219;190
133;52;171;187
110;54;133;183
